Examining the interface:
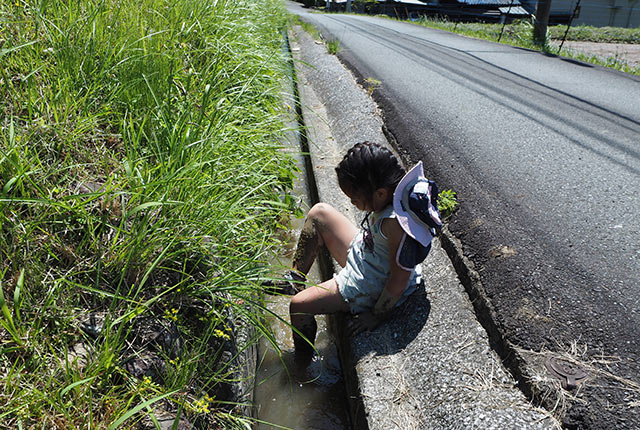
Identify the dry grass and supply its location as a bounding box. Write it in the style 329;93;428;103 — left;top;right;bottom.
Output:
517;340;640;426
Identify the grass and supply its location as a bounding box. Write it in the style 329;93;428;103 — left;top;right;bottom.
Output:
364;77;382;95
413;18;640;46
289;14;342;55
548;24;640;44
554;47;640;75
517;340;640;427
290;14;321;40
0;0;299;427
415;18;543;50
327;38;341;55
412;17;640;75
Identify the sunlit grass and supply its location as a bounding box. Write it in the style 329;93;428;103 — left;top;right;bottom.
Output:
0;0;297;427
548;24;640;44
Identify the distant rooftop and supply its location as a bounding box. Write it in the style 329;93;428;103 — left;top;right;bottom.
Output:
498;5;529;14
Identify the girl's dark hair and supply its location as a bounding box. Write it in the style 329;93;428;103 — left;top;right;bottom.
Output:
335;141;405;198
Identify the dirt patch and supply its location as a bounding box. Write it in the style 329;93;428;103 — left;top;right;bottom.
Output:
489;244;518;258
551;40;640;69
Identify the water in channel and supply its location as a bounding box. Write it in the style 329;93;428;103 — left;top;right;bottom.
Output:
254;182;351;428
254;290;350;429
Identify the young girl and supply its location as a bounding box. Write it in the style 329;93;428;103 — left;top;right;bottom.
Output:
283;141;429;360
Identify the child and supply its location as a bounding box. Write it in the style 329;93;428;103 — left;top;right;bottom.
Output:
277;141;440;360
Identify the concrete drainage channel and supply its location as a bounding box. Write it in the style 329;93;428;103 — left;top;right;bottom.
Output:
272;22;560;430
250;30;353;430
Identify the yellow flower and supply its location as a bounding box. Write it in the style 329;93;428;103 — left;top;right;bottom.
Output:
213;329;230;340
193;397;211;414
164;308;179;321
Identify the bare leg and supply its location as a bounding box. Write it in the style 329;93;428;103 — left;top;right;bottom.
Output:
292;203;358;274
289;204;354;355
262;203;357;295
289;278;349;359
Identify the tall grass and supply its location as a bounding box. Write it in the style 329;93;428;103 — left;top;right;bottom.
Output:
1;0;296;427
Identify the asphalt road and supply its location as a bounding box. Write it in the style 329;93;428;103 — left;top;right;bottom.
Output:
288;3;640;428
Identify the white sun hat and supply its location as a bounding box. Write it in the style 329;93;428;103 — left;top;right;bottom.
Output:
393;161;442;247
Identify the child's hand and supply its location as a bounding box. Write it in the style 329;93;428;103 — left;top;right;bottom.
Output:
348;312;383;336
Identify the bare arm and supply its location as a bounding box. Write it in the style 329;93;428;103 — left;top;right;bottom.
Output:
373;217;411;314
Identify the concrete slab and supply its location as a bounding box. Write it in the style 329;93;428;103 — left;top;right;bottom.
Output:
288;25;556;429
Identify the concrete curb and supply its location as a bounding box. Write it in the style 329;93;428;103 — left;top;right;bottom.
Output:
288;25;556;430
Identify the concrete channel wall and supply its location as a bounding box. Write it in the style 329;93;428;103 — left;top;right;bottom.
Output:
287;25;556;430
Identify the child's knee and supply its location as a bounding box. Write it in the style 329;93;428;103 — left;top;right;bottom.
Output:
307;202;334;224
289;294;304;315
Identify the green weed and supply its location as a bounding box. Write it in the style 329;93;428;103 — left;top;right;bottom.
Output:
438;189;459;219
0;0;296;427
327;38;341;54
289;14;322;40
558;48;640;75
364;77;382;95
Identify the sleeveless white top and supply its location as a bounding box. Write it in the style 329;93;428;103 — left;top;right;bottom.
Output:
335;205;421;314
